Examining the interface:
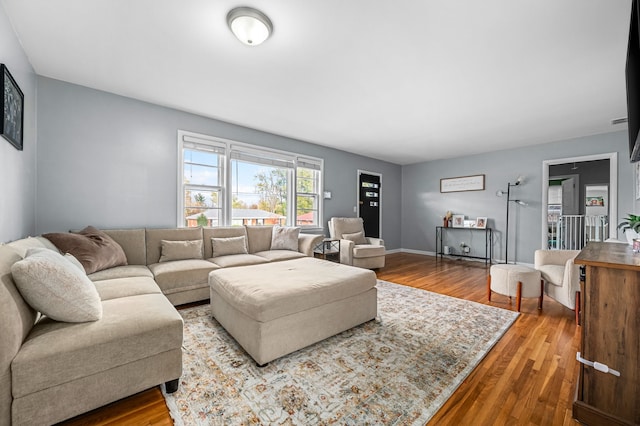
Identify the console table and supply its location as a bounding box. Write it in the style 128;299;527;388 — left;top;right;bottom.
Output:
436;226;492;265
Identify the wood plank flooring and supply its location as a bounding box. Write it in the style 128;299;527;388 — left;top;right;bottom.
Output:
60;253;580;426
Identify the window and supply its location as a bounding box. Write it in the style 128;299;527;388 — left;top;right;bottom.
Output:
178;131;323;229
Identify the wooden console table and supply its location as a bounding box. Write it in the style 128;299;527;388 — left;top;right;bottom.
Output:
435;226;492;266
573;242;639;425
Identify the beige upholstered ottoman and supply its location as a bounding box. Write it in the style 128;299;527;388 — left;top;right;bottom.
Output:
487;264;543;312
209;257;377;365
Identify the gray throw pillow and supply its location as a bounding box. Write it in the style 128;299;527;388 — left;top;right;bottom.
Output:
342;231;368;245
11;248;102;322
159;240;203;262
211;236;248;257
271;226;300;251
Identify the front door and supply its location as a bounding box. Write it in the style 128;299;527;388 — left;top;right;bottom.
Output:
358;171;381;238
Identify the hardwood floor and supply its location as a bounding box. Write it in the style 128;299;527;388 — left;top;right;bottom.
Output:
60;253;580;426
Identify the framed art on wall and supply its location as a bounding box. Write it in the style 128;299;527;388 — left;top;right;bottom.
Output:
440;174;485;193
1;64;24;151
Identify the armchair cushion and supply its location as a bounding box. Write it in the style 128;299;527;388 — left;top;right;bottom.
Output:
352;245;386;258
536;265;565;287
342;231;367;245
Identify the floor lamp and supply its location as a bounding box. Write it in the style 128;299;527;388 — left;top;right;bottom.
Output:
496;176;527;264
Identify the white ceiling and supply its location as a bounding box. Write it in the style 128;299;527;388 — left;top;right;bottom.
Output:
1;0;633;165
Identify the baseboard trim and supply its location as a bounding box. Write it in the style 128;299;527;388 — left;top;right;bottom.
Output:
386;249;533;268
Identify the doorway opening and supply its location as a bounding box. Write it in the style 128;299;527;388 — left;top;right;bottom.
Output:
541;153;618;249
357;170;382;238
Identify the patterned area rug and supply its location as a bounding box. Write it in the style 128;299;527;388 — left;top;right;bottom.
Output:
163;280;519;425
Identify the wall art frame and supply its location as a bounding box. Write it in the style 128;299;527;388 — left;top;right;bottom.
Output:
440;174;485;193
1;64;24;151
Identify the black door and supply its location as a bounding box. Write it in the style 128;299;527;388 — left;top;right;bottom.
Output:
359;172;381;238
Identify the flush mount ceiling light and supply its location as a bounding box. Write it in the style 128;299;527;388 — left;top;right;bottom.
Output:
227;7;273;46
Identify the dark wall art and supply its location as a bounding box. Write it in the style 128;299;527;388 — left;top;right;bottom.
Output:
1;64;24;150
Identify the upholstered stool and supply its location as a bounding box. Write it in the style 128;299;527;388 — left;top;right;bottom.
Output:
487;264;543;312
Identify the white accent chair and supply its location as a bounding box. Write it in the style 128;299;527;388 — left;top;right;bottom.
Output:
534;249;581;324
328;217;385;269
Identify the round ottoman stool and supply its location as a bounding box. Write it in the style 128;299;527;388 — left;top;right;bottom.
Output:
487;264;543;312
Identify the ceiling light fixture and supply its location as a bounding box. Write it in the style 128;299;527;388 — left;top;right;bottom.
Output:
227;7;273;46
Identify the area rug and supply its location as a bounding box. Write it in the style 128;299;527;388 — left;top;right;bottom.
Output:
163;280;519;425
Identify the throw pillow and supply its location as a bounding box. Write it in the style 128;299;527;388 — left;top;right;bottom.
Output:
64;253;86;273
211;236;248;257
271;226;300;251
342;231;368;245
43;226;127;274
11;248;102;322
159;240;203;262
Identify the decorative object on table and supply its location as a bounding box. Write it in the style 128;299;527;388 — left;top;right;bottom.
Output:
163;280;518;426
1;64;24;151
451;214;465;228
443;210;453;227
440;174;485;193
463;220;476;228
496;176;527;264
617;213;640;244
476;217;488;229
460;242;470;254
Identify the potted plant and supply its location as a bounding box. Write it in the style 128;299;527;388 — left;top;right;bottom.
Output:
617;214;640;244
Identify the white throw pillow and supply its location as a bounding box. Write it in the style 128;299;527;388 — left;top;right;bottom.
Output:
342;231;368;245
11;248;102;322
211;236;248;257
271;226;300;251
159;240;203;262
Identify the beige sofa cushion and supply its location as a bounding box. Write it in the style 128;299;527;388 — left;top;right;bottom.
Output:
537;264;565;287
159;240;203;262
93;277;162;301
209;257;377;322
102;229;147;265
203;227;247;258
148;259;219;295
254;250;305;262
270;226;300;251
211;236;248;257
145;228;203;265
43;226;128;274
6;236;58;257
245;226;273;253
11;248;102;323
11;293;183;399
208;254;269;268
88;265;154;282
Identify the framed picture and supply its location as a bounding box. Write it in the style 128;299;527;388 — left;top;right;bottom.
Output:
585;196;604;207
1;64;24;151
476;217;487;229
440;174;485;193
452;214;465;228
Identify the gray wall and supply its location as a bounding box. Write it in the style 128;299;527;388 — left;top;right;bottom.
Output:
401;130;634;263
35;77;402;249
550;159;610;215
0;3;37;242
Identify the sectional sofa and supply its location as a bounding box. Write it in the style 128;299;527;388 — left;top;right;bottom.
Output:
0;225;324;426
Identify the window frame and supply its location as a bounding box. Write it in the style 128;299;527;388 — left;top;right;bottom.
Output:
177;130;324;230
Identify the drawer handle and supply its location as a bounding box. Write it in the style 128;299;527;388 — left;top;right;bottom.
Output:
576;352;621;377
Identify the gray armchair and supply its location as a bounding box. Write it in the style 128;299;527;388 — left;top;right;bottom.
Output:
328;217;385;269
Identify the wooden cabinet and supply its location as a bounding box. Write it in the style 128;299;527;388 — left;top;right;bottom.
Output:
573;242;640;425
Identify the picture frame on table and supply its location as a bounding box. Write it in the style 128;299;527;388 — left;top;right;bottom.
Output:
452;214;465;228
1;64;24;151
476;217;487;229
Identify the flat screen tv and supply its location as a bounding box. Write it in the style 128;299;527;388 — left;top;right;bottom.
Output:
627;0;640;162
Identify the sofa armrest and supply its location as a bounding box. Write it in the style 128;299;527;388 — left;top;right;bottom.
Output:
298;234;324;257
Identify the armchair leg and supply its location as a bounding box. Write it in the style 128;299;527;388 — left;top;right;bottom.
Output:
575;291;581;326
516;281;522;312
487;274;492;302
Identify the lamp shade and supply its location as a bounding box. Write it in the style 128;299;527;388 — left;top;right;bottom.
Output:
227;7;273;46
